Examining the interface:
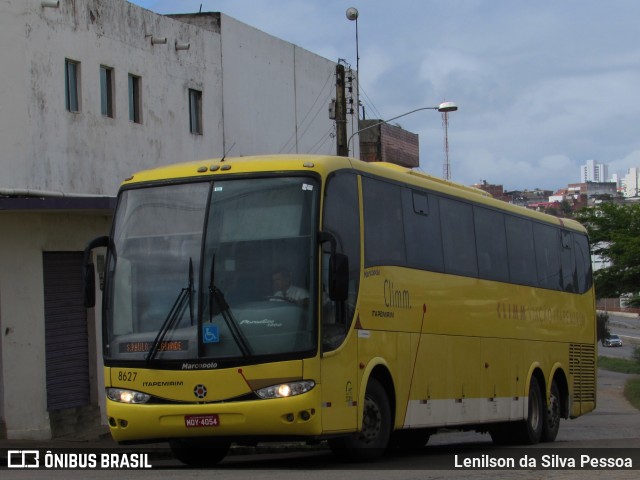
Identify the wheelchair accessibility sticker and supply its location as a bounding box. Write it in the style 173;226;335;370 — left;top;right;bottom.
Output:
203;325;220;343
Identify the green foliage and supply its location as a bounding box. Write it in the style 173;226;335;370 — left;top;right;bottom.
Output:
576;202;640;298
626;296;640;308
633;346;640;364
596;312;610;343
598;356;640;375
624;378;640;411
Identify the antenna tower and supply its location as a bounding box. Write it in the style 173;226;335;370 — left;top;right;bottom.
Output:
442;111;451;180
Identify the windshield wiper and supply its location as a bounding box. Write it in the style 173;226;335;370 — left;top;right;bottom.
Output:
146;258;194;363
208;254;252;357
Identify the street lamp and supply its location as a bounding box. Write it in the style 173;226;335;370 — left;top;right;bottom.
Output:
347;101;458;154
346;7;360;118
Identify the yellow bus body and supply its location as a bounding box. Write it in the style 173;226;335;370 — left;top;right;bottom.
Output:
102;154;596;446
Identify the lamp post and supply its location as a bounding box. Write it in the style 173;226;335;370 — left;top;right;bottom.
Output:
346;7;360;118
347;101;458;154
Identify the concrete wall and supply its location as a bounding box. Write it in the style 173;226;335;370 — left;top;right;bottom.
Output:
2;0;225;196
0;1;344;197
0;212;111;439
219;15;338;156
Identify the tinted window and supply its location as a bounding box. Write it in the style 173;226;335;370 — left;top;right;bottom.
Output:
474;207;509;282
440;197;478;277
506;216;537;285
573;233;593;293
363;178;406;266
534;223;561;290
322;172;361;350
403;189;444;271
560;230;577;292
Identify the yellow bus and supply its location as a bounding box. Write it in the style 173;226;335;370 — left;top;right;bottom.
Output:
85;154;596;464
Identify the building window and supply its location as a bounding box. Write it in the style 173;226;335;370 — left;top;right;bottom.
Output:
100;66;114;118
65;59;80;112
128;73;142;123
189;88;202;134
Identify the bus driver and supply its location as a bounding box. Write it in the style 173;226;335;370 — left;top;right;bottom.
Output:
271;268;309;306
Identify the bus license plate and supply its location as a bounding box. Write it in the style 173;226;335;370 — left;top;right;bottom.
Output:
185;414;220;428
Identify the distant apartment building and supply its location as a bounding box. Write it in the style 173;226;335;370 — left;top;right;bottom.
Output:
472;180;504;199
567;182;618;200
580;159;609;183
622;167;640;197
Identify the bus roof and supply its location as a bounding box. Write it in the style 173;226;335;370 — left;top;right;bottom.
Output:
122;154;586;233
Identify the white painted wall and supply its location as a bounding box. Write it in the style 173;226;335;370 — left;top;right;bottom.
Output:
219;15;339;157
0;213;111;439
0;1;346;197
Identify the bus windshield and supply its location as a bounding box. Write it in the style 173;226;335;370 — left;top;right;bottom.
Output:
104;176;319;365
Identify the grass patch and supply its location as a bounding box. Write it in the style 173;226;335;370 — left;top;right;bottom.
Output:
598;356;640;374
598;357;640;411
624;378;640;411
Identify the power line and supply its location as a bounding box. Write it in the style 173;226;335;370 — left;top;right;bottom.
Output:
278;70;334;153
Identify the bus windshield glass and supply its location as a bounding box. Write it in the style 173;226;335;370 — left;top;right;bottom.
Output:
104;176;318;365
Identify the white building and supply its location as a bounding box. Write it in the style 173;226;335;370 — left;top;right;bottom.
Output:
622;167;639;197
580;159;609;183
0;0;354;440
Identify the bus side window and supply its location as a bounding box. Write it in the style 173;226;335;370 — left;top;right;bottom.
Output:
573;233;592;294
403;189;444;272
560;230;577;293
505;215;537;286
363;177;406;266
321;173;360;351
534;223;562;291
440;197;478;277
474;206;509;282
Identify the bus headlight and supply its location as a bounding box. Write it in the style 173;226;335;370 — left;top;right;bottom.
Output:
255;380;315;399
107;387;151;404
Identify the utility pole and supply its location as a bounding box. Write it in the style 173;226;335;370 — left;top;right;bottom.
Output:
335;64;349;156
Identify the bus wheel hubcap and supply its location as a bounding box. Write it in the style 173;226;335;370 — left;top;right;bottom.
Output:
361;397;382;442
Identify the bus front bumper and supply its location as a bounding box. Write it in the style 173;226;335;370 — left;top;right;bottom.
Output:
107;387;323;443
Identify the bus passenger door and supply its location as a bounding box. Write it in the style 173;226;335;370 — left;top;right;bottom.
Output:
320;317;358;432
319;172;361;433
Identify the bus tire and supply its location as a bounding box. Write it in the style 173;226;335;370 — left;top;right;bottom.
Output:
490;376;544;445
517;375;544;444
328;378;392;462
390;429;431;450
169;438;231;466
541;380;561;442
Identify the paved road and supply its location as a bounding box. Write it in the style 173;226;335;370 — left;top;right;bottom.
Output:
601;312;640;360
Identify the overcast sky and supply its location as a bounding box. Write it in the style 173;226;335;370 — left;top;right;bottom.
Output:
129;0;640;191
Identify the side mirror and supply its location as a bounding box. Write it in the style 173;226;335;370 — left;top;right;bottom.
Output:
84;263;96;308
83;235;109;308
318;231;349;302
329;253;349;302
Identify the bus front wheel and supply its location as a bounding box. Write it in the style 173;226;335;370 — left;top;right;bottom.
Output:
328;378;392;462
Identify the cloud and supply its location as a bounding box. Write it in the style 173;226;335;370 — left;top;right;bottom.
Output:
132;0;640;191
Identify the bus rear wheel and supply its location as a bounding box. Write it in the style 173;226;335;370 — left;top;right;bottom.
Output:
169;438;231;466
541;380;561;442
490;376;544;445
328;378;392;462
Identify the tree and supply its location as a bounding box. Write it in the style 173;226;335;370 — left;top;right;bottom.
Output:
597;311;610;344
576;202;640;298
